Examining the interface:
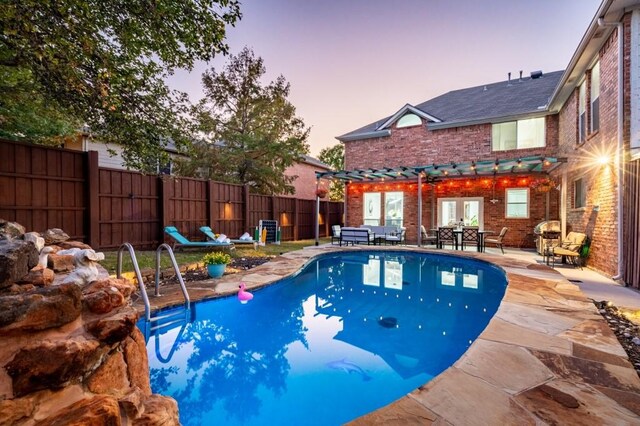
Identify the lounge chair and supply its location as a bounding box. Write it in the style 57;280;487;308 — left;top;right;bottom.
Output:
164;226;234;251
331;225;341;245
552;231;587;268
484;227;509;254
199;226;256;246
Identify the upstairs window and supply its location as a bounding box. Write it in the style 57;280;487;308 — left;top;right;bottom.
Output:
396;113;422;128
492;117;545;151
579;81;586;143
574;178;586;208
590;61;600;133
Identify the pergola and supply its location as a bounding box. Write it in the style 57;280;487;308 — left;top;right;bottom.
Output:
314;155;565;246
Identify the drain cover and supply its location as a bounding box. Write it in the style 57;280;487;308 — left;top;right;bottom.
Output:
378;317;398;328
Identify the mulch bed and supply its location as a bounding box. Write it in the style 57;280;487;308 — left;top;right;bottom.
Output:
159;256;273;286
594;300;640;377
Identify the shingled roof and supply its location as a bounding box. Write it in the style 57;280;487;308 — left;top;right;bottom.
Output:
337;70;565;141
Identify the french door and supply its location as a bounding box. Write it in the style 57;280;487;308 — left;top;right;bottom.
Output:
437;197;484;229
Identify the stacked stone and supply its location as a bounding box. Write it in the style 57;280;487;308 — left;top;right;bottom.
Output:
0;220;179;425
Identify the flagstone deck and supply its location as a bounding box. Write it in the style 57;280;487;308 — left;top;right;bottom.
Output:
136;246;640;425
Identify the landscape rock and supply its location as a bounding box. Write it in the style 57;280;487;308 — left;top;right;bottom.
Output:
41;228;70;245
47;253;75;273
0;283;82;333
123;328;152;395
6;338;106;397
119;387;145;419
57;240;92;250
38;394;121;426
83;286;126;314
23;231;45;251
0;239;39;289
0;220;25;240
136;394;180;426
17;266;55;287
63;249;105;286
0;397;35;424
85;278;136;299
85;308;139;344
86;350;130;397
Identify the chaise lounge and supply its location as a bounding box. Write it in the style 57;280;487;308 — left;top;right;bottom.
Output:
164;226;234;251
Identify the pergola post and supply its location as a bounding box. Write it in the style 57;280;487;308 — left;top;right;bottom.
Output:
314;178;320;246
417;172;423;246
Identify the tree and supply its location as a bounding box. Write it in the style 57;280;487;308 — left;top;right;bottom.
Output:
0;0;241;170
318;144;345;201
187;47;310;194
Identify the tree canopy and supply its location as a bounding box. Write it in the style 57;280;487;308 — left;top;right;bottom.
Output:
178;47;309;195
318;143;345;201
0;0;241;170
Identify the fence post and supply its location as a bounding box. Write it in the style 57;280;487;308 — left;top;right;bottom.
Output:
160;176;171;243
86;151;99;248
243;184;250;234
293;198;299;240
208;180;215;226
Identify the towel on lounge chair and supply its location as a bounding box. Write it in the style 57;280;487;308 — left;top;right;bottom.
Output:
199;226;255;245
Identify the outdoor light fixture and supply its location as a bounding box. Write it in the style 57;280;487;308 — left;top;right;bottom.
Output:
470;162;476;170
597;155;610;165
517;159;522;167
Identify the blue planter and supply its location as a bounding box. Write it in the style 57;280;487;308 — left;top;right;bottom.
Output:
206;264;226;278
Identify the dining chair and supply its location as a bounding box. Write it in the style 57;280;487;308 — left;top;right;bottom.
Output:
461;226;480;251
437;227;456;249
484;227;509;254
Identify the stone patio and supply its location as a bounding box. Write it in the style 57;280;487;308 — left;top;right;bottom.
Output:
134;246;640;425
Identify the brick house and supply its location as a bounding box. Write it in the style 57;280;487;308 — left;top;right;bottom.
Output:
284;155;332;200
328;0;640;288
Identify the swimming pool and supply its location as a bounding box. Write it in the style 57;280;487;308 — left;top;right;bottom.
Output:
139;251;507;425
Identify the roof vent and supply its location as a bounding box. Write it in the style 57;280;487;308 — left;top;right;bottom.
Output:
507;72;512;86
530;70;543;79
519;70;523;82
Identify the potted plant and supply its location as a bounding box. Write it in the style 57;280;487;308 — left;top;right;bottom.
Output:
202;251;232;278
315;187;328;199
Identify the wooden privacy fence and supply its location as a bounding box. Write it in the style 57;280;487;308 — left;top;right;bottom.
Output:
0;139;343;250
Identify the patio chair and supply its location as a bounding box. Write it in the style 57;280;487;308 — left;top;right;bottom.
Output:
164;226;233;251
384;227;406;245
421;225;437;246
484;227;508;254
461;226;480;251
199;226;255;245
552;231;587;268
437;227;456;249
331;225;341;245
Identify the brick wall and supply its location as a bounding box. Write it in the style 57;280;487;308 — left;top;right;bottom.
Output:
555;18;625;276
346;175;559;247
345;116;559;170
285;162;330;200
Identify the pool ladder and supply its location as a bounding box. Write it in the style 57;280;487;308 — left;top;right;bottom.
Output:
116;243;190;321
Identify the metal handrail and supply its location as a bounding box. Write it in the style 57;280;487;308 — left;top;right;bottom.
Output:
155;243;190;306
116;242;152;321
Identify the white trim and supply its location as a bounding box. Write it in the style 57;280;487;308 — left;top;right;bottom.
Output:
505;188;530;219
376;104;441;131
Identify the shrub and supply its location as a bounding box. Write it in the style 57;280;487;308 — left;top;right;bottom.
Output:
202;251;232;266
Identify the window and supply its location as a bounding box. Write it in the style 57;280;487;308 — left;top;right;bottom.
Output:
590;61;600;133
396;113;422;128
492;117;545;151
384;192;403;226
579;81;586;143
438;197;483;227
505;188;529;218
574;178;586;208
363;192;381;225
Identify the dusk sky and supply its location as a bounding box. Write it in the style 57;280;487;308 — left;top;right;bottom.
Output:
167;0;602;157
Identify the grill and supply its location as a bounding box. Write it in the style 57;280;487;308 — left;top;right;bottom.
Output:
533;220;561;255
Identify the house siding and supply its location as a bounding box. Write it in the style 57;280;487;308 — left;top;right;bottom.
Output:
555;17;626;277
344;116;560;247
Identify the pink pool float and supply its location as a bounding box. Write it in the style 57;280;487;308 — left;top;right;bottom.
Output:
238;282;254;304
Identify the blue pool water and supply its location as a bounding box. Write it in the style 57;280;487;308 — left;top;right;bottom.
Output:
138;251;507;425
